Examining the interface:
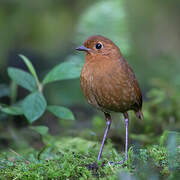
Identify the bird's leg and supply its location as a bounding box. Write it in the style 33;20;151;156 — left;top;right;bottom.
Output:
97;113;112;161
124;112;129;162
117;112;129;165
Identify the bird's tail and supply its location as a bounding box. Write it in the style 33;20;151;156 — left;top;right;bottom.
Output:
135;109;143;120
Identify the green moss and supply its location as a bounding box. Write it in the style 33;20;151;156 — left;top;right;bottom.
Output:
0;136;179;180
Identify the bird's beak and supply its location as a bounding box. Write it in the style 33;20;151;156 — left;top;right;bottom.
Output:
75;45;90;52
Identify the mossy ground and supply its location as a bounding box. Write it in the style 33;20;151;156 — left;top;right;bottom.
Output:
0;133;179;180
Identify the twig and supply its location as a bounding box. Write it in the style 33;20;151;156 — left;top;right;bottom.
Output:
9;148;30;164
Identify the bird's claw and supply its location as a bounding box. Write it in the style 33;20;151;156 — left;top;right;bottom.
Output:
108;159;127;166
86;162;98;171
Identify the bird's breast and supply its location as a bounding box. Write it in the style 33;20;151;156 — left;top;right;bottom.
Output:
80;58;141;113
80;61;100;109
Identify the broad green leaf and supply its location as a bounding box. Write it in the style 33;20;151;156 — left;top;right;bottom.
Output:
30;125;49;135
43;56;83;85
0;106;23;115
47;105;75;120
19;54;40;85
22;91;47;123
8;67;37;92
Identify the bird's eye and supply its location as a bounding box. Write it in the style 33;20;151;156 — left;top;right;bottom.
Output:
95;43;102;50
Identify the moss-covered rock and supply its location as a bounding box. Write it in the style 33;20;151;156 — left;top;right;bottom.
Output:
0;135;179;180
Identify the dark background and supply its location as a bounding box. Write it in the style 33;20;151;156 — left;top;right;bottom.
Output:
0;0;180;151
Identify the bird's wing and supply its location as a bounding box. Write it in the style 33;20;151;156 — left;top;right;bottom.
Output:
120;57;143;111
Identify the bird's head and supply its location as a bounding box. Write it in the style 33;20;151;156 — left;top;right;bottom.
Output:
76;35;122;60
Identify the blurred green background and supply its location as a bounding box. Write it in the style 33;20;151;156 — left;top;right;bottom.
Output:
0;0;180;158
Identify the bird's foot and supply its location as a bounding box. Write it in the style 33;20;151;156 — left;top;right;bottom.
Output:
86;161;106;173
86;162;98;172
108;159;127;166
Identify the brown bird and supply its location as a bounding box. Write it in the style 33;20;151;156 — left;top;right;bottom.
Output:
76;35;143;164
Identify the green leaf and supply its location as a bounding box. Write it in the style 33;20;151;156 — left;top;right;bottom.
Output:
22;92;47;123
19;54;40;85
30;125;49;135
42;56;83;85
8;67;37;92
47;105;75;120
0;106;23;115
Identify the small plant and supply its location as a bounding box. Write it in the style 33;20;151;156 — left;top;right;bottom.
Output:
0;134;179;180
0;55;83;127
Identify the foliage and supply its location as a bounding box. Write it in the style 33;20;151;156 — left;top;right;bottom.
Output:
43;56;82;85
117;80;180;146
0;55;79;123
0;1;180;179
0;134;179;180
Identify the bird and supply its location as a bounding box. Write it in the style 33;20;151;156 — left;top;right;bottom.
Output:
76;35;143;164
